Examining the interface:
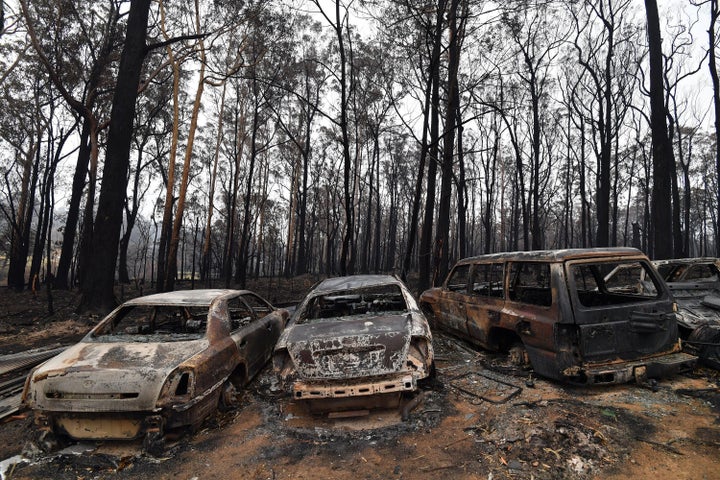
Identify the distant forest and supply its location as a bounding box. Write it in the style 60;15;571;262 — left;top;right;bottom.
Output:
1;0;719;312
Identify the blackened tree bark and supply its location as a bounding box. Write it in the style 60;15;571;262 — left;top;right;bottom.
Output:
78;0;151;313
55;120;91;289
336;2;354;276
644;0;674;259
20;1;120;290
400;0;445;285
435;0;462;285
6;141;39;291
708;0;720;256
417;0;446;293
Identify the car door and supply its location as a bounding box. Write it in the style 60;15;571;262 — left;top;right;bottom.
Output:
229;294;282;380
242;292;284;373
434;264;471;336
567;258;679;363
464;262;505;347
501;261;558;354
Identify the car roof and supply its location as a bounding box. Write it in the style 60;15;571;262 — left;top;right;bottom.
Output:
653;257;720;266
312;275;403;293
122;289;250;307
454;247;645;265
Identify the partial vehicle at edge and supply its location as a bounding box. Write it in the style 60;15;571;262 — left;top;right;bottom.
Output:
653;258;720;369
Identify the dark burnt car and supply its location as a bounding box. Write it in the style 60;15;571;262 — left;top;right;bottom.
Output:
653;258;720;369
420;248;696;385
22;289;287;452
273;275;434;412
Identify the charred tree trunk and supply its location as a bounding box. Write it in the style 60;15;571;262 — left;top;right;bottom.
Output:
7;140;39;291
78;0;151;313
709;0;720;256
55;119;91;289
435;0;461;285
644;0;674;259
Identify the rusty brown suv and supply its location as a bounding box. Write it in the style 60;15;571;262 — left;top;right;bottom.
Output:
419;248;696;385
22;289;287;453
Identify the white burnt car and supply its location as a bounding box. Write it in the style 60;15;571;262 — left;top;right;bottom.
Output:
22;289;287;453
273;275;434;412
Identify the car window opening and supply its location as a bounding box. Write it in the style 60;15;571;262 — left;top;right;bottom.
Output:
509;262;552;307
576;261;660;308
93;305;209;341
298;284;408;324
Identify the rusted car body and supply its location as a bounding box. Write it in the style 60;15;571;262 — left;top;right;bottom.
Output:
653;258;720;369
420;248;696;385
22;289;287;450
273;275;434;412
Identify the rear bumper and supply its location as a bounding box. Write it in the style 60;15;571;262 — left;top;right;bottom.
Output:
34;411;163;440
562;352;697;385
291;373;417;400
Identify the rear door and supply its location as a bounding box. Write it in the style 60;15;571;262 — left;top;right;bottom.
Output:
228;295;272;379
241;292;284;373
567;258;679;362
501;262;558;353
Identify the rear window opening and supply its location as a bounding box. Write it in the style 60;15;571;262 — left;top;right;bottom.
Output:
92;305;209;341
573;261;660;308
297;284;408;323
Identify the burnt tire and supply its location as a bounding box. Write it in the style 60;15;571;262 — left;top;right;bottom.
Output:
418;361;442;390
420;304;437;329
143;431;165;457
35;429;69;453
507;342;531;369
688;325;720;370
219;380;240;411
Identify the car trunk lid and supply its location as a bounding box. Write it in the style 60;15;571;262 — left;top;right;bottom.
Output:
29;340;208;412
285;314;411;380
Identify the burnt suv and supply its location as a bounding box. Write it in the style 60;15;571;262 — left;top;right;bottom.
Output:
420;248;696;385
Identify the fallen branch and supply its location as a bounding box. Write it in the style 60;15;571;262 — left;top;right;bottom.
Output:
635;437;684;455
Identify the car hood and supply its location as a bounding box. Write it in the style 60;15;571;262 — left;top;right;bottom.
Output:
280;313;412;380
25;339;208;412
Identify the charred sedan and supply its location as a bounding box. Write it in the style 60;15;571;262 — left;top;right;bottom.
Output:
273;275;434;412
22;289;287;452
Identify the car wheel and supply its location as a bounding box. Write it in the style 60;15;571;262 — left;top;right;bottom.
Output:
420;304;437;329
507;342;531;369
418;361;439;390
35;429;68;453
219;380;240;411
143;431;165;457
689;325;720;370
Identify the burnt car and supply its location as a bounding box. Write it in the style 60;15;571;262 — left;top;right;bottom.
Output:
420;248;696;385
654;258;720;369
273;275;434;412
22;289;287;452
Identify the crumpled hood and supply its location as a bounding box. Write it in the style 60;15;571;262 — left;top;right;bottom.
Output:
26;339;208;412
282;314;412;380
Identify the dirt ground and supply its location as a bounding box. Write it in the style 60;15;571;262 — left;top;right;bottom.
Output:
1;283;719;480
